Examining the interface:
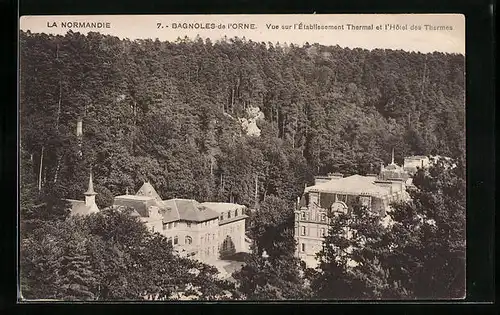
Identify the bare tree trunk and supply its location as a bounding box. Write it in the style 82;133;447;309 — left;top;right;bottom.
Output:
53;155;62;183
254;174;258;208
132;100;137;153
38;146;44;191
230;88;234;113
56;80;62;130
420;55;427;106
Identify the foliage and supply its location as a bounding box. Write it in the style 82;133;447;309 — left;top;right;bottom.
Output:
20;31;465;209
310;159;466;300
20;209;233;301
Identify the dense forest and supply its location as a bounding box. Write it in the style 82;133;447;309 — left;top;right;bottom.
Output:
19;30;465;210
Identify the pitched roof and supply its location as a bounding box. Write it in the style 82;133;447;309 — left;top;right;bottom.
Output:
113;195;159;217
67;199;98;216
84;172;97;196
136;182;162;201
200;202;245;214
163;199;220;223
304;174;392;198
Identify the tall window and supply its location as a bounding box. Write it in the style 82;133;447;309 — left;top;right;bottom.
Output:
301;243;306;252
320;228;326;237
321;213;326;222
301;226;307;236
174;222;178;227
235;209;238;216
168;223;172;229
228;211;231;219
185;236;192;245
301;212;306;220
220;215;223;221
174;236;178;245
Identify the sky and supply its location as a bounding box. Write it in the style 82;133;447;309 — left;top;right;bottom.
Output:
20;14;465;54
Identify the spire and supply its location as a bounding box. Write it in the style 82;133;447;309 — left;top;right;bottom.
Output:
84;169;97;196
391;148;395;165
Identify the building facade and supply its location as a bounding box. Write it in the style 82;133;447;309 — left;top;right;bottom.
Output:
294;153;414;268
112;182;248;263
201;203;247;258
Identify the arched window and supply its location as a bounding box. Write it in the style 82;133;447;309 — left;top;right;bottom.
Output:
185;236;192;245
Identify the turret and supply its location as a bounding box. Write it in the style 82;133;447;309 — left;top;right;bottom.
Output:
84;170;98;209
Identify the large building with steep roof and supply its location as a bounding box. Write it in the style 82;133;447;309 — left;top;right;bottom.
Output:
294;152;415;268
111;182;248;263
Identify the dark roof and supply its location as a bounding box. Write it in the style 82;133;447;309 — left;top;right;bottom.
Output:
113;195;159;217
163;199;220;223
136;182;162;201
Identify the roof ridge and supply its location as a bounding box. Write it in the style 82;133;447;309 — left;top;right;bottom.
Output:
174;199;181;219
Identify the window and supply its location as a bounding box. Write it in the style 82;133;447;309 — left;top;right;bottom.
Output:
235;209;238;216
151;226;155;232
301;226;307;236
220;215;223;221
174;236;178;245
320;228;326;237
167;237;172;244
301;212;306;220
185;236;192;245
337;194;347;203
228;211;231;219
212;234;215;241
174;222;178;227
187;222;191;228
301;243;306;252
321;213;326;222
163;223;167;230
168;223;172;229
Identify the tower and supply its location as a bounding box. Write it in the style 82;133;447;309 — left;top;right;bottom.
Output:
84;170;98;211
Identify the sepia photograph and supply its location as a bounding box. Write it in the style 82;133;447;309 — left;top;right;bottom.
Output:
18;14;466;301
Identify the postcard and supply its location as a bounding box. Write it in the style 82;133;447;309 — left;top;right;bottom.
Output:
18;14;465;302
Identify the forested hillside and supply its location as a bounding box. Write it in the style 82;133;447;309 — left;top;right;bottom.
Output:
19;30;465;209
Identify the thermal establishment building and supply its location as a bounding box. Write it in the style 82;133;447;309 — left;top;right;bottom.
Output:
294;154;429;268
